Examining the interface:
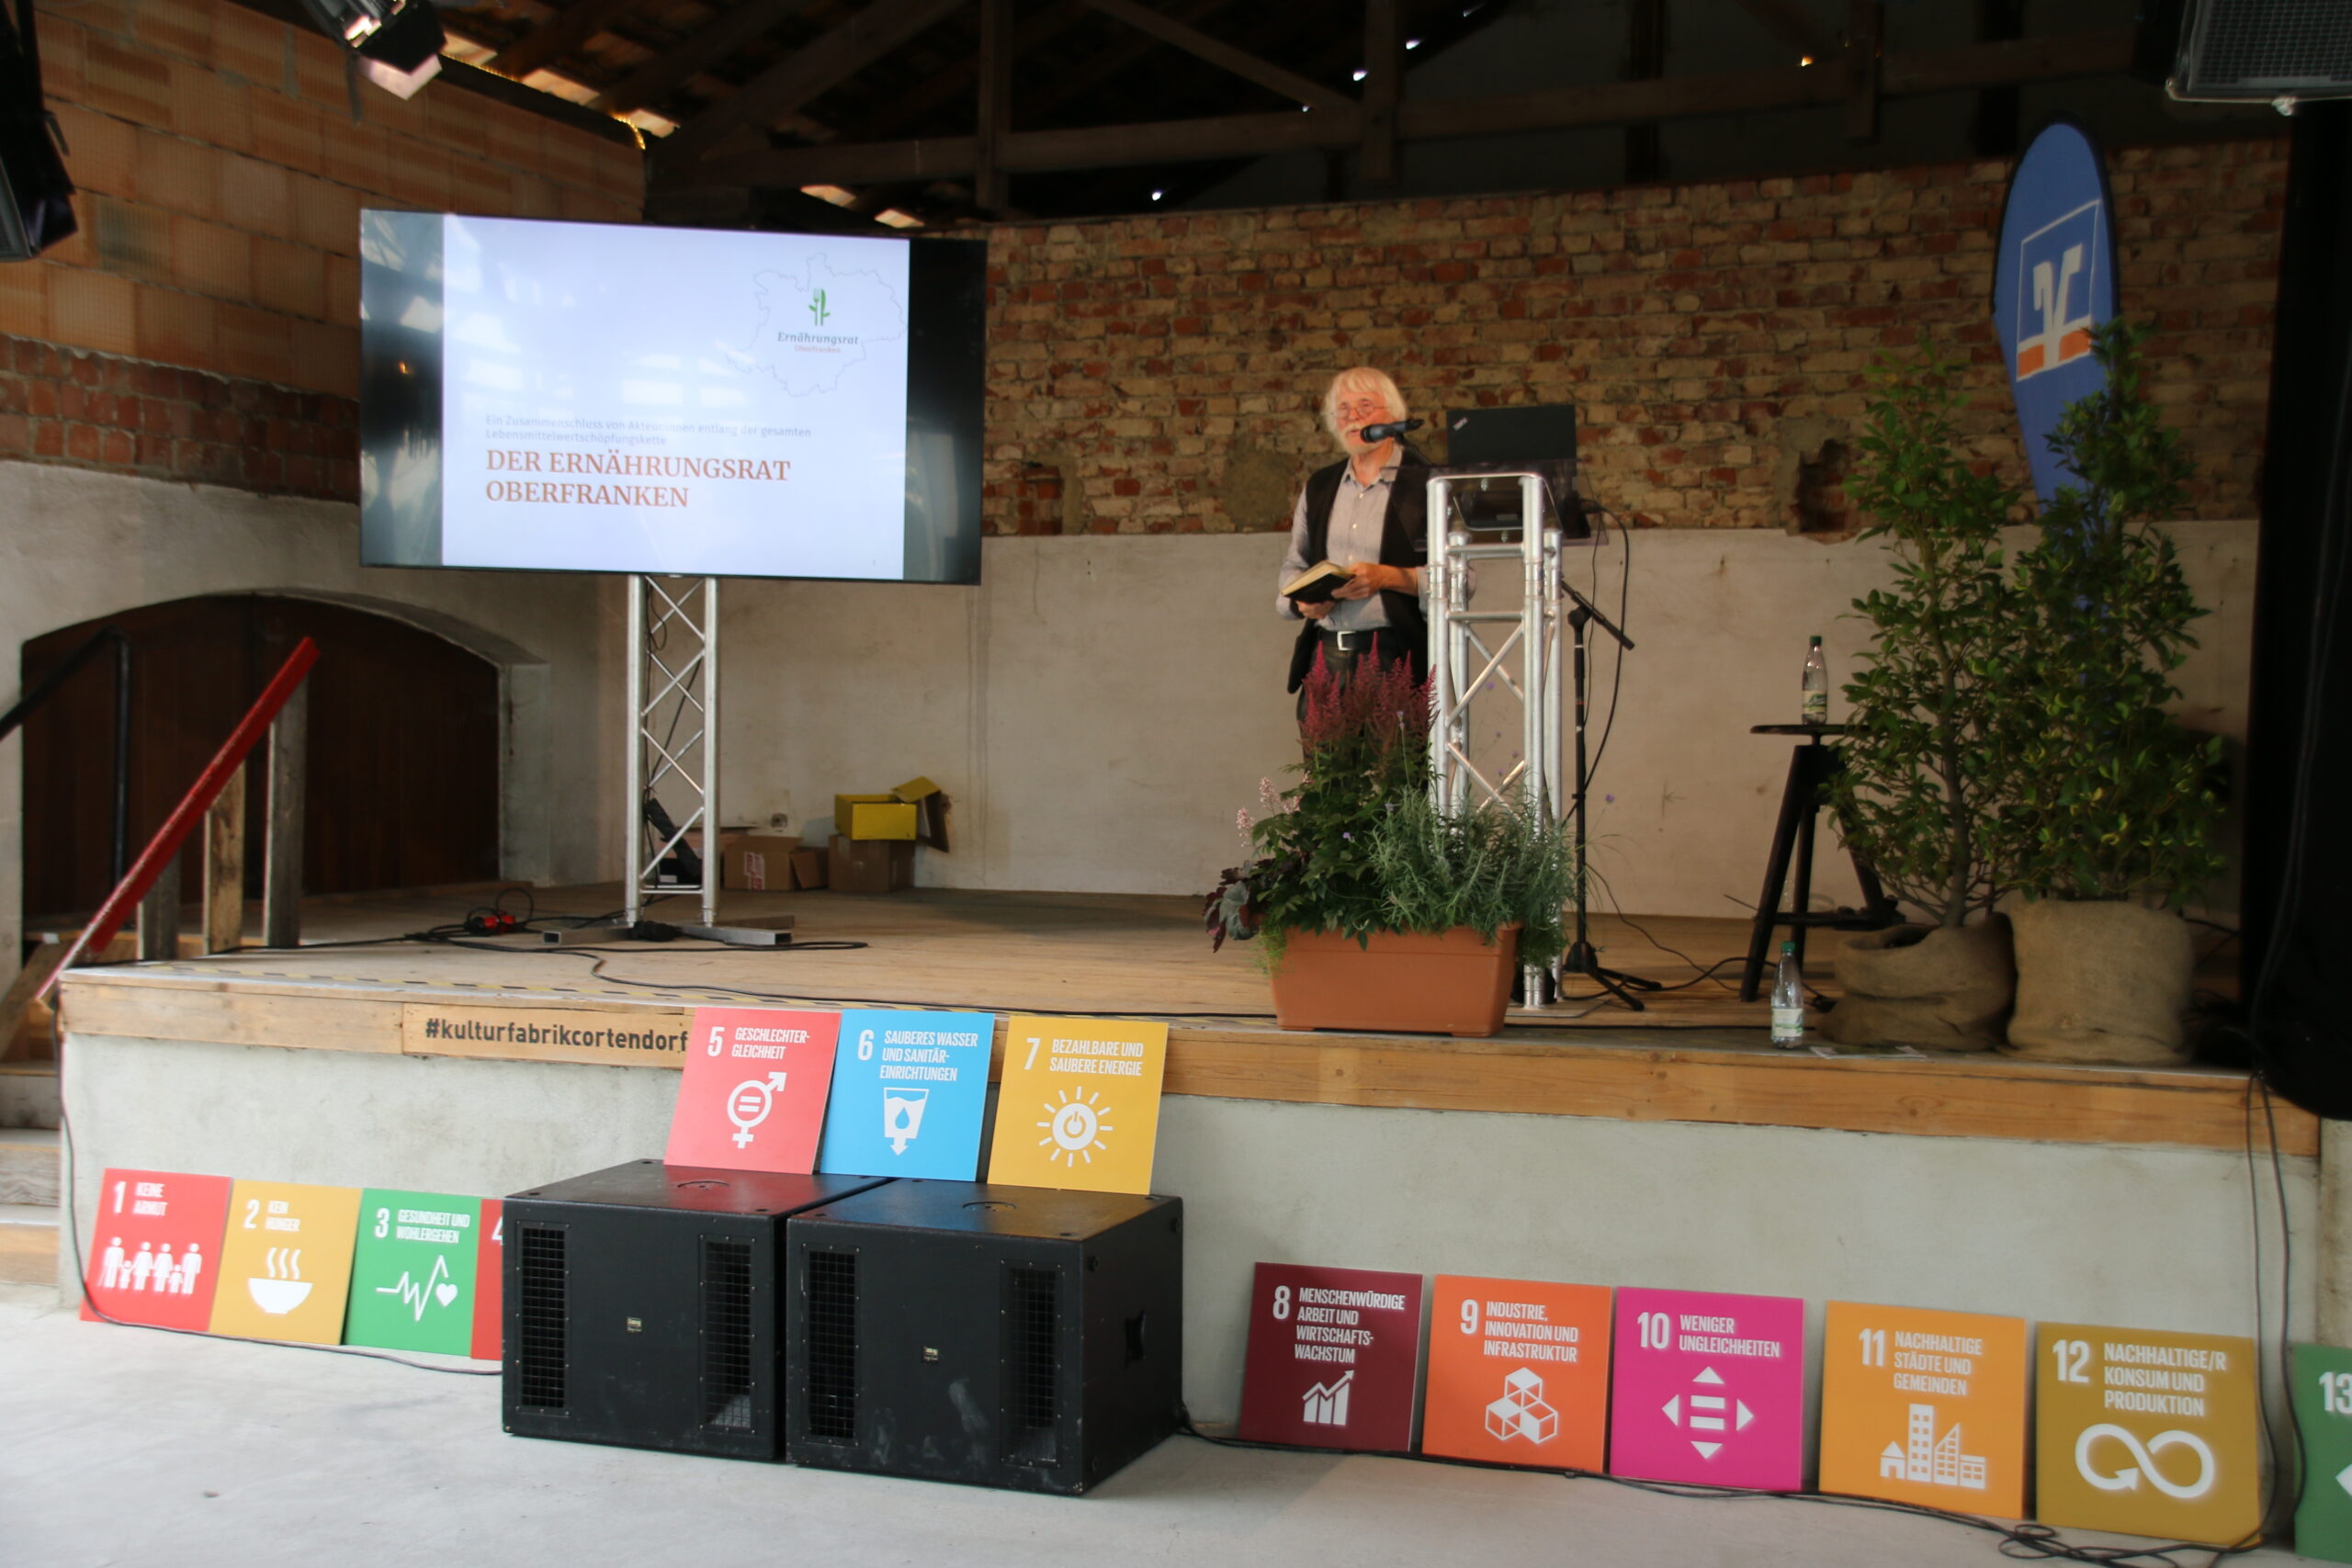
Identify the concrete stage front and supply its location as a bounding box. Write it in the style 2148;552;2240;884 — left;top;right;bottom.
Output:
54;885;2328;1429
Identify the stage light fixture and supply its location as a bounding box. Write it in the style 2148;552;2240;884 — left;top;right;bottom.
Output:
297;0;447;98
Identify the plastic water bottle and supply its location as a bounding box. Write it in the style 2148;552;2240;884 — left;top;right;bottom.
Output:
1802;637;1828;725
1770;941;1806;1047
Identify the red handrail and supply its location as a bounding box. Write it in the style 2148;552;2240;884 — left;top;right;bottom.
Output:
40;637;319;999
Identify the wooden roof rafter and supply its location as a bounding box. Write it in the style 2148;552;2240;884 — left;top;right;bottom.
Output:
662;23;2137;190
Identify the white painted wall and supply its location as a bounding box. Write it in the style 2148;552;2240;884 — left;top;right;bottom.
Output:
61;1035;2316;1438
718;520;2256;919
0;459;623;965
2;454;2251;975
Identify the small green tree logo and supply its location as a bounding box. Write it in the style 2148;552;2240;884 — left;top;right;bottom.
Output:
808;287;831;326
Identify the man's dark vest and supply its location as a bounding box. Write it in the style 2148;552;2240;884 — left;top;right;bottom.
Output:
1285;449;1431;694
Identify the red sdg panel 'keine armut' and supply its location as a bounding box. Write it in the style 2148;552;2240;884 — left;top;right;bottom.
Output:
81;1169;233;1331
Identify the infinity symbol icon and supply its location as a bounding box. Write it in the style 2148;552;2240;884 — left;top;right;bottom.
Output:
2075;1424;2216;1501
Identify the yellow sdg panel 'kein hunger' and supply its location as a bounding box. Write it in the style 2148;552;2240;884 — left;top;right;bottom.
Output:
207;1180;365;1345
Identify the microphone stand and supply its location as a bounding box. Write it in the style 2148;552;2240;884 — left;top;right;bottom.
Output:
1556;568;1658;1010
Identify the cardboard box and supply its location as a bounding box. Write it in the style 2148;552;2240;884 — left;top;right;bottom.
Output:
788;846;828;889
719;834;803;891
894;776;952;852
833;794;919;840
830;834;913;895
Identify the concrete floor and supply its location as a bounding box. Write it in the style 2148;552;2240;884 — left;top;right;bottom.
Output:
0;1284;2318;1568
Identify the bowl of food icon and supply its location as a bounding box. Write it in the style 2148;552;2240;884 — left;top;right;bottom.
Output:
247;1278;313;1314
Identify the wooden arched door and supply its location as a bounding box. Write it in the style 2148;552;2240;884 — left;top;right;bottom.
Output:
20;595;502;921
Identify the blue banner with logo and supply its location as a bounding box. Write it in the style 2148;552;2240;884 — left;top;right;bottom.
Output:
1993;120;2119;509
816;1009;994;1179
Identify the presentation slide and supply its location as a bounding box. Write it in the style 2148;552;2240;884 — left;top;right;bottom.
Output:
437;216;913;580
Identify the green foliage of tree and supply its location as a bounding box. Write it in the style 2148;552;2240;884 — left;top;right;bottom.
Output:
1829;350;2029;929
2004;320;2224;906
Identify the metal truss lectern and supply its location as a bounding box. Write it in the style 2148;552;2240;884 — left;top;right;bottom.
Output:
1424;470;1567;1001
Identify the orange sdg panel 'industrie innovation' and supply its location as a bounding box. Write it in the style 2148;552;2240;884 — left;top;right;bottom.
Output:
1818;1302;2029;1520
1423;1275;1612;1470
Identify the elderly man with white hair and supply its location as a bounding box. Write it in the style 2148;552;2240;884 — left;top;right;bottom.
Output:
1276;367;1440;706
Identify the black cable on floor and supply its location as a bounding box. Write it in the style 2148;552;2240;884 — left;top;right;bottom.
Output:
1174;1416;2256;1566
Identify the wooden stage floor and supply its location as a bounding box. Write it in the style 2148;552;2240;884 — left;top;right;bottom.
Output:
131;882;1825;1038
52;883;2292;1156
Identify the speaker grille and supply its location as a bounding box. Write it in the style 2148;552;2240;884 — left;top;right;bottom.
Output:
514;1225;568;1410
1001;1264;1061;1466
2183;0;2352;94
700;1237;755;1431
805;1249;858;1441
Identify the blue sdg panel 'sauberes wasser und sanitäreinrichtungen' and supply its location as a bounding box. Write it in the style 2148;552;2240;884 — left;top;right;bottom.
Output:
816;1010;994;1180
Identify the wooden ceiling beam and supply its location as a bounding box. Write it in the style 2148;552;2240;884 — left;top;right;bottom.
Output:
657;25;2133;187
1002;0;1244;123
1080;0;1355;113
590;0;824;115
1360;0;1403;183
848;0;1089;138
487;0;650;81
975;0;1016;209
657;0;970;163
1726;0;1827;62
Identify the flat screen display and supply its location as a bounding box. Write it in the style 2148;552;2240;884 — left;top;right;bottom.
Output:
358;212;984;583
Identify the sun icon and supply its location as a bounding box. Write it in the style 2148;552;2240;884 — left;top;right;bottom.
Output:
1037;1089;1114;1166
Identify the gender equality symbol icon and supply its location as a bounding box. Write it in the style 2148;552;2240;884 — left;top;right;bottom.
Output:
727;1073;789;1147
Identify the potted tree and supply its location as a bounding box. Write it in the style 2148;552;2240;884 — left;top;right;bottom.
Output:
2000;321;2224;1064
1205;655;1571;1037
1824;350;2029;1050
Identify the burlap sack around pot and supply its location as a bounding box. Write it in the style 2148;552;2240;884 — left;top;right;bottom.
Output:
2004;899;2195;1065
1825;917;2015;1051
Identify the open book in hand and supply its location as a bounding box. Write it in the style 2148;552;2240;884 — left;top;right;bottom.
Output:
1282;560;1352;604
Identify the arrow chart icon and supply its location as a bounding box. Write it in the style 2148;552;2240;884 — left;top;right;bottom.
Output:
1662;1367;1754;1459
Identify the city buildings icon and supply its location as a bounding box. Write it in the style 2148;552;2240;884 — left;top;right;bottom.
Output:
1303;1371;1354;1427
1880;1403;1988;1490
1485;1368;1559;1446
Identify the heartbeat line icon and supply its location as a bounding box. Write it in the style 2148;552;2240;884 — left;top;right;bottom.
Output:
374;1254;459;1321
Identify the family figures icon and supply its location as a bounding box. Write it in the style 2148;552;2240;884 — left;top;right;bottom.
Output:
99;1237;205;1296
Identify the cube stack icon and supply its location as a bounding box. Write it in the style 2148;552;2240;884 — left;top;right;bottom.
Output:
1485;1368;1560;1445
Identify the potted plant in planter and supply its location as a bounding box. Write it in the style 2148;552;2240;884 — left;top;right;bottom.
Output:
2000;321;2224;1065
1205;655;1571;1037
1824;349;2030;1051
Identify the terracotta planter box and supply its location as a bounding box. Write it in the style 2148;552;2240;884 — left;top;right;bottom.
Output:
1268;925;1521;1037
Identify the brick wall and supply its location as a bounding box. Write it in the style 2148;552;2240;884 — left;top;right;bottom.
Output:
0;333;355;500
0;0;640;409
982;137;2285;535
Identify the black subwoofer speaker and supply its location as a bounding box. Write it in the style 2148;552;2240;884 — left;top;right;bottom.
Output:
502;1160;888;1460
785;1181;1183;1495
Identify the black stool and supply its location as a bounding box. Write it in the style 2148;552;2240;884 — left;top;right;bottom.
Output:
1739;724;1903;1001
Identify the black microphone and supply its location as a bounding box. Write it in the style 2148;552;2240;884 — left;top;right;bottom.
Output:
1359;418;1423;442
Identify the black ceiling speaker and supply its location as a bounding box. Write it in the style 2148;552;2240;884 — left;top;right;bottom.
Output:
786;1181;1184;1495
2136;0;2352;101
502;1160;888;1461
0;0;77;263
